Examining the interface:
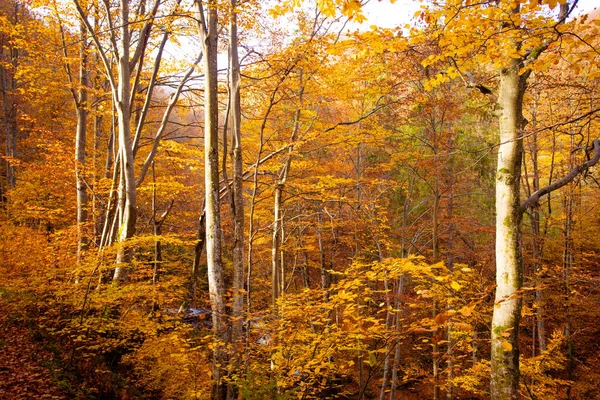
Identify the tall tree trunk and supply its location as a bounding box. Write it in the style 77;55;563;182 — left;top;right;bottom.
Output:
390;177;414;398
1;3;18;190
75;25;89;267
432;188;441;400
562;189;574;399
195;2;226;398
92;99;104;244
490;58;527;400
389;276;405;400
228;1;244;396
431;130;441;400
446;186;455;400
488;4;575;398
529;130;547;353
563;135;576;399
1;69;17;189
271;71;303;309
316;208;329;299
113;0;137;280
378;241;392;400
272;184;283;308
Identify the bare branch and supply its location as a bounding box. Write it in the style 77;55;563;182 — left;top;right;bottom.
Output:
521;139;600;211
135;51;203;187
132;31;169;156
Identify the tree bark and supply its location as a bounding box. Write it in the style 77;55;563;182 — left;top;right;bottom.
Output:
490;58;526;400
194;2;227;398
113;0;137;280
73;0;167;280
562;185;575;400
446;186;455;400
271;71;303;309
75;24;89;267
228;1;244;396
528;129;547;353
1;3;18;190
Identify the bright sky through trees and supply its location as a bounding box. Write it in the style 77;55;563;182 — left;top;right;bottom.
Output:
361;0;598;29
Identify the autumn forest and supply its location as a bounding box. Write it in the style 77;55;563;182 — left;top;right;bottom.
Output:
0;0;599;399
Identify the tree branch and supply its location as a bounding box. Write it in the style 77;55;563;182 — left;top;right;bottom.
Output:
521;139;600;211
135;51;203;187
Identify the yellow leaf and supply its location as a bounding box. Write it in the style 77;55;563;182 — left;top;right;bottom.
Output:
501;340;513;352
450;281;462;291
459;305;474;317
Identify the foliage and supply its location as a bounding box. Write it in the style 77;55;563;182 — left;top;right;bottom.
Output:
0;0;599;399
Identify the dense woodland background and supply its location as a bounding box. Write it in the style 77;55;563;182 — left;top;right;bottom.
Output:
0;0;599;399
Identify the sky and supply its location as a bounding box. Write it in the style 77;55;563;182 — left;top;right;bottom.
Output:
360;0;599;30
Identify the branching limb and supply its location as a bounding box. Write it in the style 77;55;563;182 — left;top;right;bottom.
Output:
135;51;203;187
521;139;600;211
450;58;494;96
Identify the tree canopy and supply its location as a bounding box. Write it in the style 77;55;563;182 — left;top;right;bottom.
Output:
0;0;599;399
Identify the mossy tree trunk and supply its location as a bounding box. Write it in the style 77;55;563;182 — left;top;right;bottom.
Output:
490;58;528;400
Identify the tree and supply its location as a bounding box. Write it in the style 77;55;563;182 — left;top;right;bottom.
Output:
0;0;20;191
54;8;91;268
193;1;226;398
229;0;245;354
72;0;198;279
420;1;599;397
72;0;152;277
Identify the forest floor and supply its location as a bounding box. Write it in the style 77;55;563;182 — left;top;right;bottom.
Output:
0;300;69;400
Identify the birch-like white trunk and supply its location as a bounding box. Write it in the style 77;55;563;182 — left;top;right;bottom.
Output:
113;0;137;280
75;26;89;266
194;2;226;398
490;59;526;400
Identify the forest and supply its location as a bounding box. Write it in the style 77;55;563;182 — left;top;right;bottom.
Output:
0;0;599;399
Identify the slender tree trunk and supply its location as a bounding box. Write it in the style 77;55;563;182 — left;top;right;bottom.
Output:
195;2;226;398
389;276;405;399
1;4;18;189
316;209;329;299
529;130;547;353
113;0;137;280
192;209;206;280
390;177;414;398
432;301;441;400
272;184;283;308
490;58;527;400
280;220;286;296
99;147;120;252
271;71;303;309
227;2;244;395
432;153;441;400
75;25;89;267
92;99;103;244
563;201;574;400
378;242;392;400
152;162;161;284
446;186;455;400
563;143;575;399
